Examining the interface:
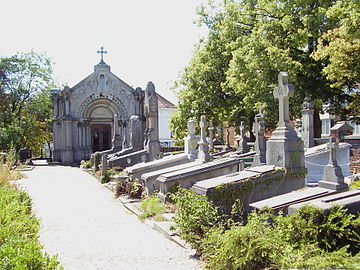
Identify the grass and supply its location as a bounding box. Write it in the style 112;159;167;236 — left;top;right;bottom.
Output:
0;159;61;269
139;196;165;221
350;177;360;190
0;162;24;187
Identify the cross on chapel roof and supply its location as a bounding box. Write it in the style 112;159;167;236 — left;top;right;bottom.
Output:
97;46;108;65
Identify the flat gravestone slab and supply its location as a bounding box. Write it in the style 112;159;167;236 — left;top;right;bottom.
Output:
245;165;276;174
250;187;335;211
157;158;241;183
142;161;202;181
288;190;360;215
193;171;260;192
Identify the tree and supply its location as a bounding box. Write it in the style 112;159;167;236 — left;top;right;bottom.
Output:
312;0;360;122
0;51;54;154
172;0;359;142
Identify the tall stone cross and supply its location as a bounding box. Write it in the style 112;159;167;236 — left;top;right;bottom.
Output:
97;46;108;64
199;115;208;143
273;72;294;126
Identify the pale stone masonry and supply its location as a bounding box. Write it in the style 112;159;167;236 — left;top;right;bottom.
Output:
52;49;166;165
266;72;305;170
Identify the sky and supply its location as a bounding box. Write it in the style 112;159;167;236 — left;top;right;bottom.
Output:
1;0;208;104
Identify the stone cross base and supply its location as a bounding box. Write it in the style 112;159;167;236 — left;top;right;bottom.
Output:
251;154;265;167
318;164;348;191
197;141;211;162
266;124;305;169
184;135;199;160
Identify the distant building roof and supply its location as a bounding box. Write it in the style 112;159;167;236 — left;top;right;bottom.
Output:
156;93;176;108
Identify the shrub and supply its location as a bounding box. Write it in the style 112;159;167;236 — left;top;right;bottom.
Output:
169;188;219;252
100;172;111;184
81;160;91;169
0;161;23;187
204;205;360;270
0;186;61;269
139;196;165;220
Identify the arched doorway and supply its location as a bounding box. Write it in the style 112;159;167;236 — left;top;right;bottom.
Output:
91;124;111;152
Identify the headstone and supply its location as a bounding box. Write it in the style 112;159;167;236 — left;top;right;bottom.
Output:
223;128;233;151
301;97;314;148
128;115;143;151
252;120;266;166
112;114;122;149
144;82;161;160
266;72;305;170
184;119;199;160
196;115;211;162
209;120;214;150
318;138;348;191
101;154;108;175
236;121;249;153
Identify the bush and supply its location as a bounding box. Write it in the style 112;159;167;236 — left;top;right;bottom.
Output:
139;196;165;220
100;172;111;184
0;186;61;269
81;160;91;169
169;188;219;252
204;206;360;270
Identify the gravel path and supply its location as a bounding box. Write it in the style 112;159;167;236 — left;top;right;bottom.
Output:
18;166;200;270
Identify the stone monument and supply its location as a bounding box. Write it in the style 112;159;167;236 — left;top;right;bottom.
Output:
235;121;249;153
143;82;161;161
223;128;233;151
252;120;266;166
266;72;305;170
196;115;211;162
301;97;314;149
318;138;349;191
111;114;122;149
209;120;214;151
184;119;199;160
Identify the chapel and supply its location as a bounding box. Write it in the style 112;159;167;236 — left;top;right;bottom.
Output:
52;48;152;165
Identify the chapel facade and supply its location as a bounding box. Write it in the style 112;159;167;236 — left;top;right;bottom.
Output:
51;51;146;165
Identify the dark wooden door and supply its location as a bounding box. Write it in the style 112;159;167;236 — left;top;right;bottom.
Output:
91;124;111;152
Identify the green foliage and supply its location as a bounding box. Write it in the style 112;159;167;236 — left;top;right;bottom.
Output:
139;196;165;220
0;153;24;187
0;186;61;269
172;0;360;139
100;172;111;184
129;179;142;199
203;206;360;270
81;160;91;169
350;178;360;190
0;51;56;153
169;188;219;251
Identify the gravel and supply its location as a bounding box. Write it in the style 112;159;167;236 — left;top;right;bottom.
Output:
18;166;201;270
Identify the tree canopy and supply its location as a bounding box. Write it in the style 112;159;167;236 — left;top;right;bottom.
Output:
0;51;55;154
171;0;360;142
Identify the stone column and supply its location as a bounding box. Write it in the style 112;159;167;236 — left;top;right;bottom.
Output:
252;120;266;166
196;115;211;162
101;154;108;175
301;97;314;149
266;72;304;170
318;138;348;191
112;114;122;149
184;120;199;160
209;120;214;151
145;82;161;160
